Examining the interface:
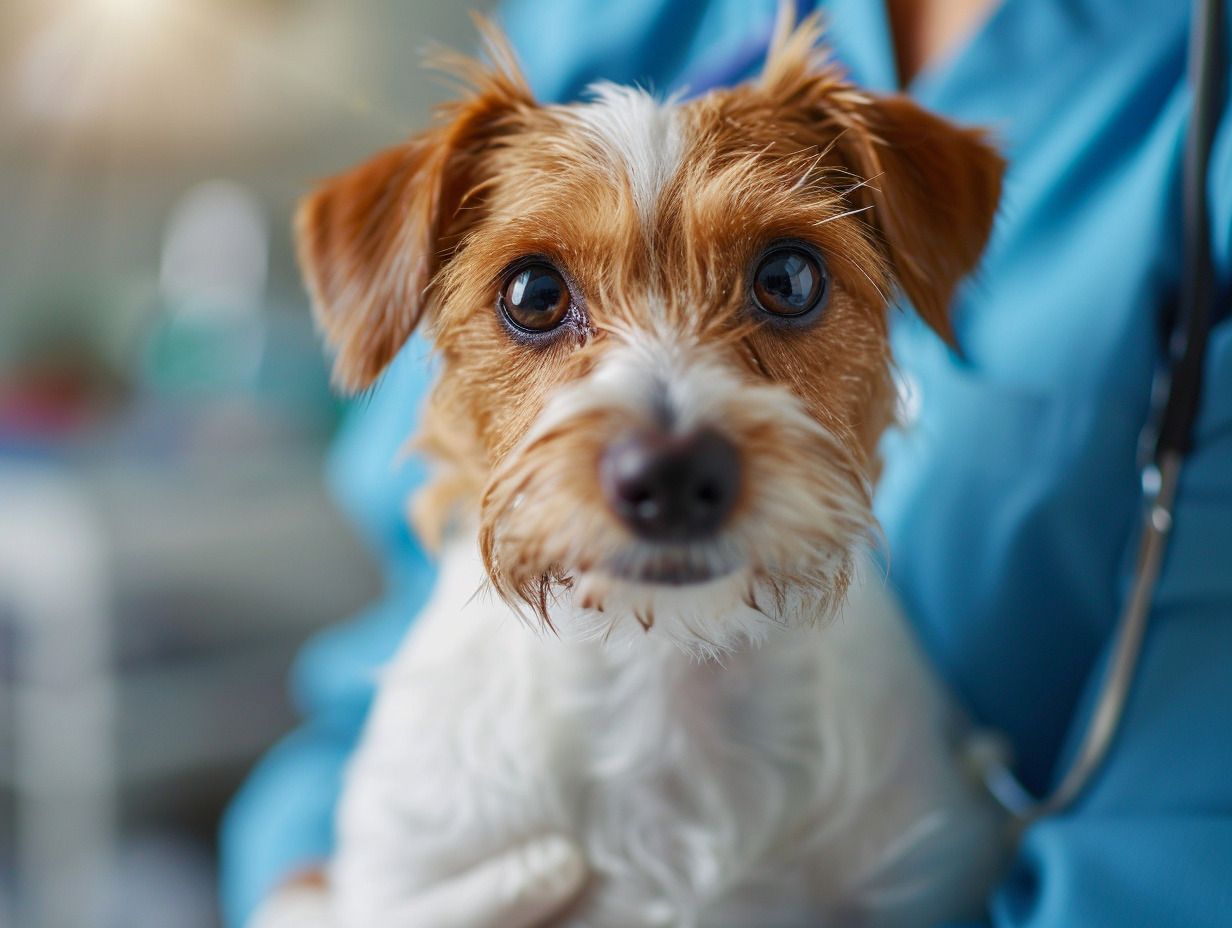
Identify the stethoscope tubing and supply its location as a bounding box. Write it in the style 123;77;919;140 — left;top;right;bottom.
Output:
993;0;1227;826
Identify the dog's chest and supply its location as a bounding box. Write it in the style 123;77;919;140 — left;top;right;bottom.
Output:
354;545;1001;928
412;628;836;927
551;635;836;923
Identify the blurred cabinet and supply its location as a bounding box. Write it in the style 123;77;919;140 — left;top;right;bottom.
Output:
0;448;381;928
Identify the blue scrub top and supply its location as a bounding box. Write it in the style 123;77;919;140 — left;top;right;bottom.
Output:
221;1;1232;925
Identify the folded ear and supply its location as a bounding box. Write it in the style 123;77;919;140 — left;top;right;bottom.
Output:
296;136;451;391
295;21;534;391
845;95;1004;347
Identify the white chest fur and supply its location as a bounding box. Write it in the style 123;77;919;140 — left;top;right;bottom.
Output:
332;542;1005;928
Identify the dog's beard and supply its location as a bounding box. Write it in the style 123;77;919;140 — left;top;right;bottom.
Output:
478;342;877;657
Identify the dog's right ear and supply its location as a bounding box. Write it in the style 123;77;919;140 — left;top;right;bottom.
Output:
296;20;535;392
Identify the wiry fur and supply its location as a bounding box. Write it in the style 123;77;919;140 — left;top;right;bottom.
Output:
297;11;1008;928
570;84;685;229
480;335;873;657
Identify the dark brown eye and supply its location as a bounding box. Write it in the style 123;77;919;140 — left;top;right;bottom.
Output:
752;247;828;317
500;263;571;332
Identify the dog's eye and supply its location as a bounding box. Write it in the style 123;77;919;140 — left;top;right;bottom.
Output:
501;264;571;332
752;247;828;318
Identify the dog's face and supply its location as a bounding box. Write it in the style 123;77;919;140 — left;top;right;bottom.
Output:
297;18;1002;655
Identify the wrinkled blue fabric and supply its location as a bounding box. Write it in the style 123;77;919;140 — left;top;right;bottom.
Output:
220;2;1232;925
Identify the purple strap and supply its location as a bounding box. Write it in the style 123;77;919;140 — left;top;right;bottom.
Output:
676;0;819;96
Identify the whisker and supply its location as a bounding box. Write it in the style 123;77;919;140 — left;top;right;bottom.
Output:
814;204;874;226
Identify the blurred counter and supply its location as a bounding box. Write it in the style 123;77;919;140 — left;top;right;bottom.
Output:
0;411;380;928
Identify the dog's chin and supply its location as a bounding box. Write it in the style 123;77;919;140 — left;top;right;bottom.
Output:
552;546;853;658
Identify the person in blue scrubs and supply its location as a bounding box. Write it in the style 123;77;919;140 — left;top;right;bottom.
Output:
221;1;1232;925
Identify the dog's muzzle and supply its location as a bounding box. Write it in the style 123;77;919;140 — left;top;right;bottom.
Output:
599;428;741;543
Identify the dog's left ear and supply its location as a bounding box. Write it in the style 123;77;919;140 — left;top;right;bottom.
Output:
296;19;535;391
758;10;1003;347
843;95;1004;347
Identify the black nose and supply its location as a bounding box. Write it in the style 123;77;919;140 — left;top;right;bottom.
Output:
600;429;741;542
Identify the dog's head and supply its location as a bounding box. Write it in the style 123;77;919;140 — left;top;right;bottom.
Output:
296;15;1003;655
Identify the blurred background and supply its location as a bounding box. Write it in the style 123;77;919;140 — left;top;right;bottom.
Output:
0;1;490;925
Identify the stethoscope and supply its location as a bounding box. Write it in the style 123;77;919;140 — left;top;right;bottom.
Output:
685;0;1229;828
991;0;1227;827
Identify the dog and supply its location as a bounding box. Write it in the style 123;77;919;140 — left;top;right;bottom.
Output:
295;12;1008;928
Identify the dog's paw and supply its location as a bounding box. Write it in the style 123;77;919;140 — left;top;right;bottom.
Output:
334;834;589;928
431;835;589;928
247;879;334;928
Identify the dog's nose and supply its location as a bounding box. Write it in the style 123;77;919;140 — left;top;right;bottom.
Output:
600;429;741;542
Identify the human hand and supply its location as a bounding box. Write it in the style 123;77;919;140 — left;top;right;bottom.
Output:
248;835;589;928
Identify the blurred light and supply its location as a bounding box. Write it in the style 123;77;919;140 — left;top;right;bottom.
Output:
15;0;186;126
14;0;176;124
16;15;102;122
87;0;169;26
10;0;376;151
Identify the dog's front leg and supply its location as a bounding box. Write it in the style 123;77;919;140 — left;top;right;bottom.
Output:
329;542;587;928
330;683;589;928
248;836;587;928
